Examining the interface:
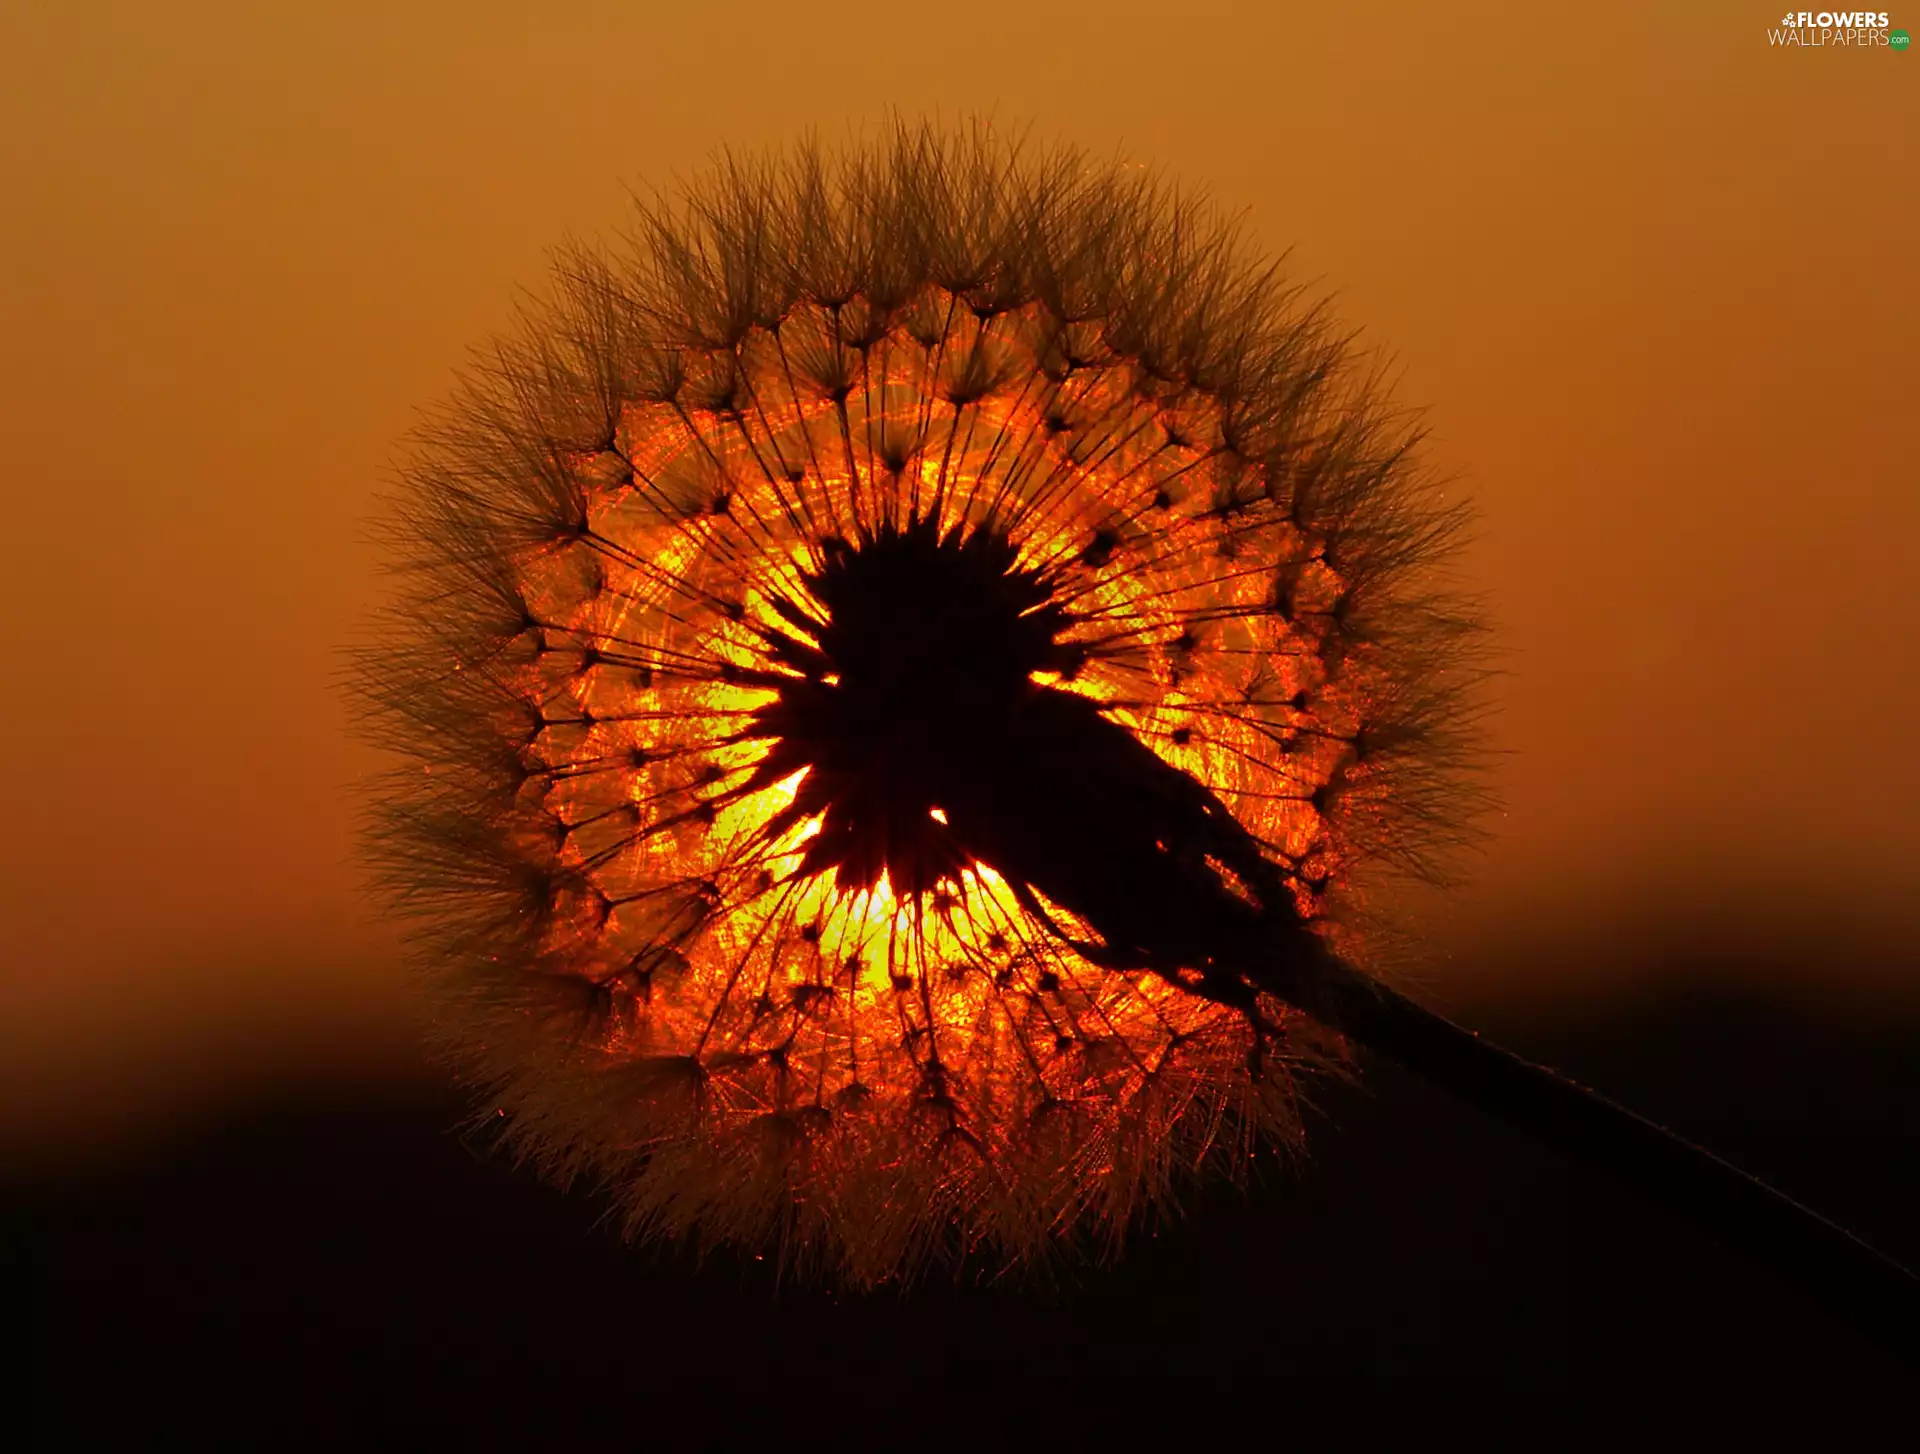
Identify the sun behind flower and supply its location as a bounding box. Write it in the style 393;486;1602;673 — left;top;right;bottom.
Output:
354;120;1485;1283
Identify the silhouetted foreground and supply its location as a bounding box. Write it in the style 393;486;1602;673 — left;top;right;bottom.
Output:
19;988;1916;1441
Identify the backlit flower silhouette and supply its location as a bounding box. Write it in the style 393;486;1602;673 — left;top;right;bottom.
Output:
356;121;1492;1283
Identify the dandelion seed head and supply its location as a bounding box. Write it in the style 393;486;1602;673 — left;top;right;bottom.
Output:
355;120;1487;1285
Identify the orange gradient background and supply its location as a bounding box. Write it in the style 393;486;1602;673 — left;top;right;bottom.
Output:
2;0;1915;1158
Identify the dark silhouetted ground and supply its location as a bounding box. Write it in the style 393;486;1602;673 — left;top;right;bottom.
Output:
17;985;1917;1444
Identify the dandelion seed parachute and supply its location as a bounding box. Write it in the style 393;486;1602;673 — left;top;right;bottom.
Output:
354;120;1460;1283
356;123;1483;1282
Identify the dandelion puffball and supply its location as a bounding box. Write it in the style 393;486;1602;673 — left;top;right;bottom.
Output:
355;121;1485;1284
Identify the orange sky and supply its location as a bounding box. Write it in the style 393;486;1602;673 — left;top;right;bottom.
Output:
2;1;1915;1154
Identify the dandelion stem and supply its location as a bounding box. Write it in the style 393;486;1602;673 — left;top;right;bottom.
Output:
1292;958;1920;1367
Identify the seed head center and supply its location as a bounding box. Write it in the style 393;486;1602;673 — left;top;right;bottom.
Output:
759;515;1080;897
